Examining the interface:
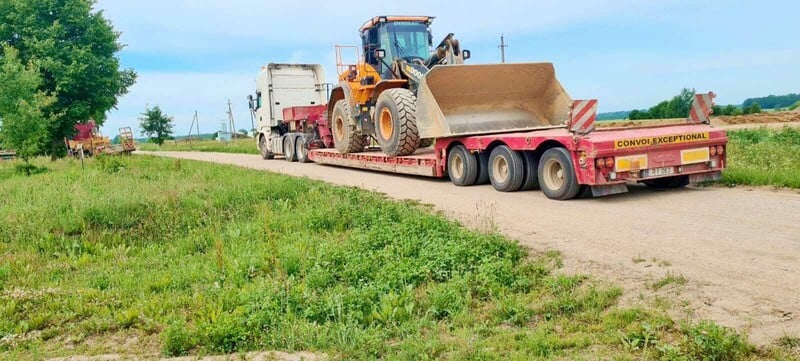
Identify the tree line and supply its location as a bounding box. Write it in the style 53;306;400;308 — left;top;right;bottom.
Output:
742;94;800;110
611;89;765;121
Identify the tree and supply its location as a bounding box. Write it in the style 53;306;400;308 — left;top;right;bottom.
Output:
139;106;174;146
743;102;762;115
628;88;696;120
0;46;56;170
0;0;136;157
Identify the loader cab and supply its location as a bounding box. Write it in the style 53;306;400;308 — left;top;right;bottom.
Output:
361;16;434;75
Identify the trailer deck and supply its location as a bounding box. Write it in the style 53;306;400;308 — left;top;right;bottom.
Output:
310;148;439;177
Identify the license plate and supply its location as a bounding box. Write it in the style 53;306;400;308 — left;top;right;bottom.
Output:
644;167;674;178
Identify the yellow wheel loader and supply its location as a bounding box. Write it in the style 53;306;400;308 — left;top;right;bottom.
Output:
328;15;572;156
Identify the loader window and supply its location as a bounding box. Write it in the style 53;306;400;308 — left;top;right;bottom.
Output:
379;22;430;61
256;91;262;109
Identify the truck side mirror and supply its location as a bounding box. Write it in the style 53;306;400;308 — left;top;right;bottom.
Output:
462;50;471;60
247;95;255;110
375;49;386;60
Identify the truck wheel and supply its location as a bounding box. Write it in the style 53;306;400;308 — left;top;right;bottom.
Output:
375;88;420;156
476;152;490;185
520;151;540;191
284;137;297;162
489;145;525;192
447;145;478;186
644;175;689;189
259;135;274;160
538;148;581;200
332;100;367;154
295;137;311;163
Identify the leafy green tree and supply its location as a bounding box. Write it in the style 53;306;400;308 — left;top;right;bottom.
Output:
0;46;56;170
139;106;174;146
743;102;762;115
0;0;136;157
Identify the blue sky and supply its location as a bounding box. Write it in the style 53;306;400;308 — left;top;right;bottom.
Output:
96;0;800;136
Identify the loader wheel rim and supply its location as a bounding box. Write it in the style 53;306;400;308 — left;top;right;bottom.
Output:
543;159;565;190
379;108;393;141
492;156;509;183
334;116;345;141
451;153;464;180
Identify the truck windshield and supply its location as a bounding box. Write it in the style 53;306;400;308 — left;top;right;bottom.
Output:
379;22;430;61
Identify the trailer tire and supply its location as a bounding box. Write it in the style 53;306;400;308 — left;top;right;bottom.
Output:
448;145;479;186
538;147;581;200
476;151;490;185
284;136;297;162
375;88;420;156
332;100;368;154
644;175;689;189
520;151;540;191
295;137;311;163
259;135;274;160
489;145;525;192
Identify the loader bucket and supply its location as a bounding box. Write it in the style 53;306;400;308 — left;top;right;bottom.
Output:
416;63;573;138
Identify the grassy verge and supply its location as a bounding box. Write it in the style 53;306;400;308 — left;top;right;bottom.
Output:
0;156;787;359
722;127;800;188
137;138;258;155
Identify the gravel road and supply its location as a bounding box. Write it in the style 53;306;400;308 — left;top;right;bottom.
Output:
138;151;800;345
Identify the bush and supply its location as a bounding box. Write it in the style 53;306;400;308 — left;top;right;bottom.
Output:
680;321;752;360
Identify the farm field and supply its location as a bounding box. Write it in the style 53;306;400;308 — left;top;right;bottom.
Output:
137;138;258;155
3;156;794;360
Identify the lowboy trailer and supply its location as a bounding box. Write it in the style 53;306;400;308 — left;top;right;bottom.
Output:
304;93;727;200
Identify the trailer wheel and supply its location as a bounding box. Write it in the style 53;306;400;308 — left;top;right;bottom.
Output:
284;136;297;162
295;137;310;163
447;145;479;186
332;100;368;154
259;135;274;160
520;151;540;191
476;152;490;185
489;145;525;192
538;148;581;200
644;175;689;189
375;88;420;156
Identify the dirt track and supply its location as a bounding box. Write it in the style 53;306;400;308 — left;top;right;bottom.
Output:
138;151;800;345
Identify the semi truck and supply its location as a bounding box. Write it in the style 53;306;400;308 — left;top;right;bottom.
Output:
249;16;727;200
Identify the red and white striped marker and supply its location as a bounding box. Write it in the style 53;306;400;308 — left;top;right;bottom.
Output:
689;92;715;124
570;99;598;135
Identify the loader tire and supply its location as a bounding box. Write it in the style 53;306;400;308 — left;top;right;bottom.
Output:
375;88;420;156
538;148;581;200
284;136;297;162
489;145;525;192
295;136;311;163
448;145;479;186
332;100;368;154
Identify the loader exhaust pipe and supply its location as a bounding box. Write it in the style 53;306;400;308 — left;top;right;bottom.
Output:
415;63;573;138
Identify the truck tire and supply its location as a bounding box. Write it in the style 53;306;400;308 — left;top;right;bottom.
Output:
538;148;581;200
295;136;311;163
489;145;525;192
332;100;368;154
644;175;689;189
447;145;479;186
520;151;540;191
476;152;490;185
284;136;297;162
375;88;420;156
259;135;274;160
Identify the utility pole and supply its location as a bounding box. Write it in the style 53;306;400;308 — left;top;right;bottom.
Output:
499;34;507;63
188;111;199;149
226;99;236;139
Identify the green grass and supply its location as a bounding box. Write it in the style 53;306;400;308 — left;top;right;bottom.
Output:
137;138;258;155
722;127;800;188
649;273;687;291
0;156;781;359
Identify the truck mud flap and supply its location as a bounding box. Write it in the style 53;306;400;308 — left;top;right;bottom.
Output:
591;183;628;197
